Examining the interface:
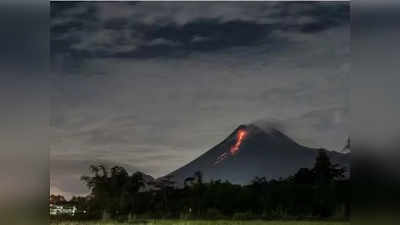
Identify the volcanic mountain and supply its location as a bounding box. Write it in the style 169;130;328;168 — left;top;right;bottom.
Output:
166;124;350;187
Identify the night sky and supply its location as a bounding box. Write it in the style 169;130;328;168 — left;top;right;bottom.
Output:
50;1;350;198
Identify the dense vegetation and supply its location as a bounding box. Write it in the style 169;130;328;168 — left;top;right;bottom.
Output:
51;150;349;221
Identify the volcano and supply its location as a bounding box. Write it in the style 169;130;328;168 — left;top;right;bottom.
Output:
166;124;350;187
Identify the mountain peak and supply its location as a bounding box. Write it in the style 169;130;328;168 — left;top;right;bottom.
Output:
234;124;275;137
166;124;350;187
234;123;295;145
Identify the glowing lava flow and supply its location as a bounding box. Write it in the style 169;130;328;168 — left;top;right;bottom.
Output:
230;129;247;155
215;129;248;165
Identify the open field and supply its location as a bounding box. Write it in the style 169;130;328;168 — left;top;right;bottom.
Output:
50;220;350;225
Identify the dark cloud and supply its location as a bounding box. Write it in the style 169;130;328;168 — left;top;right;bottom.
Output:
51;2;349;59
292;2;349;33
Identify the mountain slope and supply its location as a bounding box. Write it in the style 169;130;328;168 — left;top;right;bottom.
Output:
166;124;350;187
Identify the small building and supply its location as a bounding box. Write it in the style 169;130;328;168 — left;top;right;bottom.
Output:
49;203;77;216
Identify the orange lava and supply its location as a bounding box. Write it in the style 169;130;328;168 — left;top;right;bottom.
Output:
230;129;247;155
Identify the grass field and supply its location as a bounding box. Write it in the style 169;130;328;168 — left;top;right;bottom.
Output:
50;220;350;225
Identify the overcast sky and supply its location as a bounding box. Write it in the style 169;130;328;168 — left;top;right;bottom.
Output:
50;1;350;198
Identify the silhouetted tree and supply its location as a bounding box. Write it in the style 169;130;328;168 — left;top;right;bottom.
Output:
50;194;67;204
150;175;175;213
72;152;350;221
81;165;111;219
292;168;314;184
311;149;346;218
313;149;346;184
125;172;145;218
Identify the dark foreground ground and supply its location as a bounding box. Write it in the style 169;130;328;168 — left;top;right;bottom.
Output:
50;220;350;225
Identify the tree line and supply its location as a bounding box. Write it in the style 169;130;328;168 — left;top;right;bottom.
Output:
52;149;350;221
